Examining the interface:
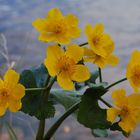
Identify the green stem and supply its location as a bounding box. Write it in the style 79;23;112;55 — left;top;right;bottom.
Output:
106;77;127;90
98;67;102;83
47;77;56;91
43;101;80;140
36;76;51;140
99;97;112;107
25;87;46;91
36;120;45;140
79;42;88;47
45;75;51;87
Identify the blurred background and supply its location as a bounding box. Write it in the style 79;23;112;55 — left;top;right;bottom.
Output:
0;0;140;139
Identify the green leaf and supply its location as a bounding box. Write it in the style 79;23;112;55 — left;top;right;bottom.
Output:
19;65;55;120
50;89;80;110
32;64;49;87
92;129;108;137
77;86;110;129
5;122;18;140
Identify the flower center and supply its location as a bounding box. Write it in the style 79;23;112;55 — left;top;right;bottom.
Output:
120;106;130;118
0;88;9;99
53;20;67;35
57;55;75;74
92;36;101;46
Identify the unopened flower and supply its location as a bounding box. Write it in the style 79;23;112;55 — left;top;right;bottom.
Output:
32;8;81;44
126;50;140;92
84;23;119;68
44;44;90;90
0;69;25;116
107;89;140;132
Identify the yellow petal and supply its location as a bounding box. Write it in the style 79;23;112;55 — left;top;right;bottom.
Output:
0;105;7;116
11;84;25;100
56;35;71;44
32;18;48;32
47;8;63;19
9;100;21;112
71;65;90;82
85;24;94;40
107;54;119;66
119;116;136;132
65;14;78;25
4;69;19;88
83;48;96;62
93;23;104;35
44;45;64;77
93;56;106;68
66;44;84;63
128;94;140;107
38;33;55;42
131;50;140;63
68;27;81;38
57;72;74;90
112;89;128;108
107;108;119;123
0;78;4;88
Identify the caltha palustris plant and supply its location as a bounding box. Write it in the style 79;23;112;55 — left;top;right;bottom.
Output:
1;8;140;140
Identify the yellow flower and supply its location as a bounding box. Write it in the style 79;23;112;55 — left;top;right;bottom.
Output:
0;69;25;116
84;23;119;68
126;50;140;92
44;44;90;90
32;8;81;44
107;89;140;132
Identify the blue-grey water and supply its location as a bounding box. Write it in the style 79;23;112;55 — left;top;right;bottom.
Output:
0;0;140;139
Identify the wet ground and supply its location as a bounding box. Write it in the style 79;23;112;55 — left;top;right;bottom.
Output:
0;0;140;139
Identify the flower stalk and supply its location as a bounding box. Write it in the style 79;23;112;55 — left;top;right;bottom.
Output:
36;119;46;140
43;101;80;140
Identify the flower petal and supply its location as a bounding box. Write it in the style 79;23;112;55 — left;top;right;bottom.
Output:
112;89;128;108
66;44;84;63
93;23;104;35
85;24;93;38
9;100;22;112
57;72;74;90
107;108;119;123
4;69;19;88
131;50;140;63
38;33;55;42
71;65;90;82
83;48;96;62
93;56;106;68
107;54;119;66
0;105;7;116
44;45;64;77
119;115;136;132
32;18;48;32
11;84;25;100
65;14;78;25
47;8;63;19
128;94;140;107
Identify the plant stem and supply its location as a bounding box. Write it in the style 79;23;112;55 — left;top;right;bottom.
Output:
98;67;102;83
36;119;45;140
36;76;52;140
47;77;56;91
99;97;112;107
43;101;80;140
106;77;127;90
25;87;46;91
79;42;88;47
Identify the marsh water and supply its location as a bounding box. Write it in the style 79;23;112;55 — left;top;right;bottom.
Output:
0;0;140;139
